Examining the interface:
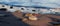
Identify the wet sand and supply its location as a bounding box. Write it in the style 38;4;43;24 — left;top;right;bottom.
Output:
12;11;60;26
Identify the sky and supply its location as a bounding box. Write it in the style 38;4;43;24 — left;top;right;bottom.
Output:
0;0;60;8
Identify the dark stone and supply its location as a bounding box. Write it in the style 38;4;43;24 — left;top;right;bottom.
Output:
49;17;60;22
0;11;29;26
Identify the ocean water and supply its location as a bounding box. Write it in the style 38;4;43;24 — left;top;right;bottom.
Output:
0;0;60;8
